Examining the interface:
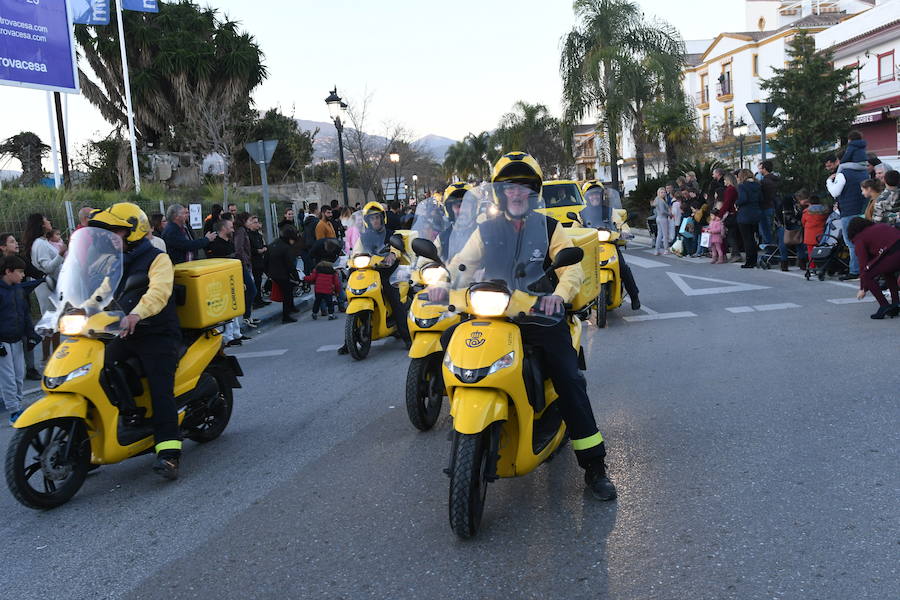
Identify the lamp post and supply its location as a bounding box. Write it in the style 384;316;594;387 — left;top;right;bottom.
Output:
412;174;418;202
732;120;749;170
325;87;351;207
389;148;400;202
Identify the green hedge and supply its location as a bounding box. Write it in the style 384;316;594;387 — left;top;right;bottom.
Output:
0;184;264;238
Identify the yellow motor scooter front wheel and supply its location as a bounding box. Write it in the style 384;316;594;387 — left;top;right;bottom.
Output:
405;354;444;431
345;311;373;360
448;429;494;539
5;417;91;509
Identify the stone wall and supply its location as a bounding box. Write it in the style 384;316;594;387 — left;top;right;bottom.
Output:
237;182;375;209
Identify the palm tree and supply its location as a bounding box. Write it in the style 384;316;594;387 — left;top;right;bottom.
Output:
0;132;48;185
443;132;494;181
644;93;697;172
74;1;267;150
618;46;683;183
494;102;569;176
561;0;682;186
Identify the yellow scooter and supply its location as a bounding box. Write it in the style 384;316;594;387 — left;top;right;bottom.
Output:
344;242;410;360
5;228;243;509
410;234;585;539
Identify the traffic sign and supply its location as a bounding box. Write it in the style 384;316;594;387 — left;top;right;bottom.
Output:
246;139;278;165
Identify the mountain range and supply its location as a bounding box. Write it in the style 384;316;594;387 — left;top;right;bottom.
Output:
296;119;456;164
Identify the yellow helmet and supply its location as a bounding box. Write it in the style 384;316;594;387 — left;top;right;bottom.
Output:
89;202;150;244
491;152;543;192
443;182;473;203
581;180;605;195
362;201;386;230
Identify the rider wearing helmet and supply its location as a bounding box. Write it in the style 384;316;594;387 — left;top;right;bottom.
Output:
89;203;183;480
446;152;617;500
350;201;411;347
581;181;641;310
439;182;474;260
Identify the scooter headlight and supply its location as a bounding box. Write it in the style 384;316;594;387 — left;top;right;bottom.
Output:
411;311;454;329
59;315;89;336
469;290;510;317
597;229;612;242
352;255;372;269
487;351;515;374
43;363;92;390
350;282;379;296
421;266;449;286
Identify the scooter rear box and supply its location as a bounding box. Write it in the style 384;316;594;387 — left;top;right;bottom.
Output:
564;227;599;312
173;259;245;329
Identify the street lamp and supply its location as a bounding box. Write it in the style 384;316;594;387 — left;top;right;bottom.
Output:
325;87;351;207
732;120;749;169
389;148;400;202
412;174;418;201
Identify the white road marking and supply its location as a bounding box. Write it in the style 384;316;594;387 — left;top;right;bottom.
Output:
753;303;802;312
827;297;876;304
229;349;288;359
623;311;697;322
667;272;770;296
725;303;801;314
725;306;755;313
624;255;669;269
768;268;859;289
638;304;659;315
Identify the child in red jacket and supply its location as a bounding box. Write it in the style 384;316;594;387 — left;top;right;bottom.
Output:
305;261;342;320
801;197;829;267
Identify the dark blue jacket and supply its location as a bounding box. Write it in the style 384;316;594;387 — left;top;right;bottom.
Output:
0;279;42;343
736;181;762;224
841;139;867;164
838;168;868;217
162;221;209;264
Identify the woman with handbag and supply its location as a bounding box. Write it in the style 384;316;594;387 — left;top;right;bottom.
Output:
721;173;743;263
266;224;301;324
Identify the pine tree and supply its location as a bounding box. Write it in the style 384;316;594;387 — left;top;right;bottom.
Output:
760;31;861;194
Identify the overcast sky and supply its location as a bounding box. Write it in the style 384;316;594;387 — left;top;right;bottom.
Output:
0;0;745;171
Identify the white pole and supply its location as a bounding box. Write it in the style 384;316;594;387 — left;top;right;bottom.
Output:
46;92;61;189
114;0;141;193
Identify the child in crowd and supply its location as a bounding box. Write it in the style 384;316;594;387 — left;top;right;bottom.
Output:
305;260;342;320
680;213;696;256
801;195;830;268
0;256;42;425
837;130;869;174
46;229;66;255
707;209;726;263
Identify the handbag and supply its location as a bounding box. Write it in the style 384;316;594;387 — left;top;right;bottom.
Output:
699;231;711;248
783;228;803;246
269;281;283;302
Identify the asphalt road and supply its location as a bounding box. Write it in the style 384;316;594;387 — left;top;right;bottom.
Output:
2;240;897;600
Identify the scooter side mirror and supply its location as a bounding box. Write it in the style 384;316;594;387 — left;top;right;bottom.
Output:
411;238;440;263
389;234;405;252
566;211;581;223
551;247;583;269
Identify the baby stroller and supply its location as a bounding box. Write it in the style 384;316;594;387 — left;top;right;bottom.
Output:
805;218;850;281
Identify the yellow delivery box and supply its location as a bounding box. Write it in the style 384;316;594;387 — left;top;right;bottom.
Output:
173;259;245;329
564;227;600;312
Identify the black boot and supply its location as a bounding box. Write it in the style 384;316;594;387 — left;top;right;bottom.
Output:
152;453;180;480
780;261;789;272
870;304;898;320
584;459;617;501
630;294;641;311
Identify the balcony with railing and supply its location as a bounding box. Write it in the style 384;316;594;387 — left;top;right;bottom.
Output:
694;86;710;109
716;76;733;101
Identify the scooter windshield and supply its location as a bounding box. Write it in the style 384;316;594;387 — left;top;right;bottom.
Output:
582;187;623;229
446;183;553;298
53;227;124;312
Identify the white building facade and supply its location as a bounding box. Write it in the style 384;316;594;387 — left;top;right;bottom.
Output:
608;0;895;186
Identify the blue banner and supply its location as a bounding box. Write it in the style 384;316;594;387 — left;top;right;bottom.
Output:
72;0;110;25
0;0;79;93
121;0;158;13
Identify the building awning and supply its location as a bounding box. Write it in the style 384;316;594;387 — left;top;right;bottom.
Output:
852;110;884;125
